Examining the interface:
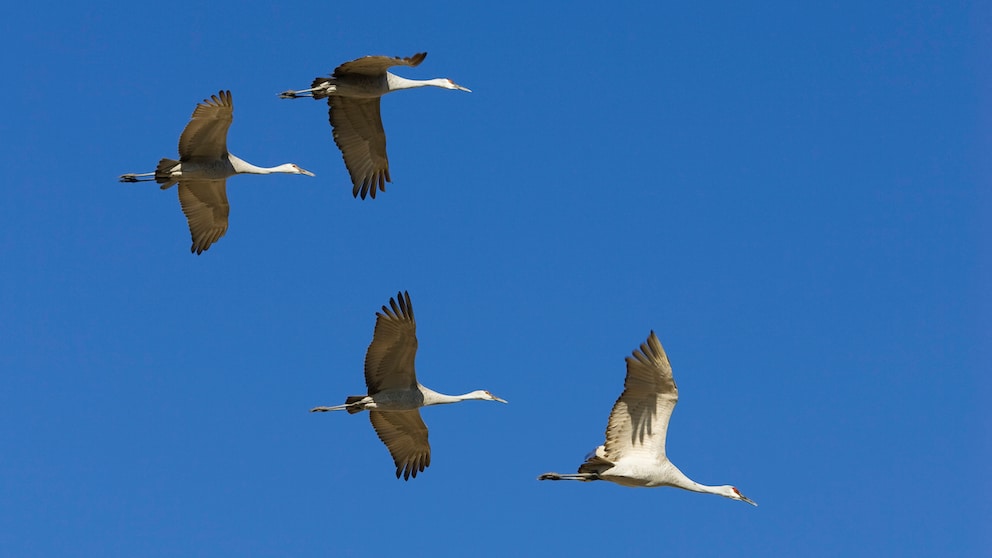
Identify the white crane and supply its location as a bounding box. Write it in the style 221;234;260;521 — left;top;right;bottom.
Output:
119;90;314;254
279;52;470;200
311;291;506;480
538;331;757;506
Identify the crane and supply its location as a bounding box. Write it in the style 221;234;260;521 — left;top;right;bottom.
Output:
279;52;470;200
538;331;757;506
311;291;506;480
119;90;314;254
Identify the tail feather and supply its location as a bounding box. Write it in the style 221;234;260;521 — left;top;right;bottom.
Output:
156;158;179;189
578;445;613;475
310;78;331;100
344;395;365;414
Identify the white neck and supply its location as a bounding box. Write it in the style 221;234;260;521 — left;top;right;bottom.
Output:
681;478;739;501
420;387;485;406
228;154;297;175
663;462;721;494
386;74;451;92
685;481;726;495
661;462;746;502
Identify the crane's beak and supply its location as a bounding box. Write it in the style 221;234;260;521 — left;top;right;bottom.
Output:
455;84;472;93
299;168;315;177
492;395;508;403
739;494;758;506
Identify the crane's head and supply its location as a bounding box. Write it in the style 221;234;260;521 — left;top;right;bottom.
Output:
720;486;758;506
468;390;507;403
442;78;472;93
288;164;315;176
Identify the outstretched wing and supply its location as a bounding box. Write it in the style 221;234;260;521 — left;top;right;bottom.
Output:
178;90;233;160
328;97;390;199
334;52;427;76
177;179;230;254
599;331;678;463
369;410;431;480
364;291;418;394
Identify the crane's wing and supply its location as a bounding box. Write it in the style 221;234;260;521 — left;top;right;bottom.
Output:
369;410;430;480
178;90;233;160
333;53;427;76
599;331;678;463
328;97;390;199
177;179;230;255
364;291;418;394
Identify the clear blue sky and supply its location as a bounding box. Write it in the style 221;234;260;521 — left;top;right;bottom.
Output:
1;1;988;556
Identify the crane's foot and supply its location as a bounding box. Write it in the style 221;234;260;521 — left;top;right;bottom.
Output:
537;472;598;482
278;90;315;99
119;173;154;183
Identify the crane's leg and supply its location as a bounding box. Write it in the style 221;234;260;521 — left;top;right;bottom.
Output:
537;472;599;482
119;172;156;183
311;395;371;414
278;83;335;99
310;404;350;412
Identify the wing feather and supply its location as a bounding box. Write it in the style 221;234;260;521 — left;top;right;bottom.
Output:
364;291;418;394
369;410;431;480
334;53;427;76
178;90;233;160
328;97;390;199
177;179;229;254
599;331;678;463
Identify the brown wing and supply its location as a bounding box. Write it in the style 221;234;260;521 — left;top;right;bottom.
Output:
177;179;230;255
369;410;431;480
600;331;678;463
178;91;233;160
328;97;389;199
333;53;427;77
364;291;418;394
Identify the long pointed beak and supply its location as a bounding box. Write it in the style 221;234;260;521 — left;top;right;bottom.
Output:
456;84;472;93
299;168;315;177
740;494;758;506
493;395;508;403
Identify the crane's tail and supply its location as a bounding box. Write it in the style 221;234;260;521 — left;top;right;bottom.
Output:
344;395;365;414
576;445;613;475
155;158;179;190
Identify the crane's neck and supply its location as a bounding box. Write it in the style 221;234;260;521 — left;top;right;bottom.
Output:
386;74;451;92
683;481;727;496
228;154;296;175
673;472;737;499
662;462;722;495
420;387;482;406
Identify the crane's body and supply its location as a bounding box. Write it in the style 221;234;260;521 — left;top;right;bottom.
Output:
149;154;307;187
296;73;464;100
311;291;506;480
119;90;314;254
538;331;757;506
313;384;498;413
280;53;470;199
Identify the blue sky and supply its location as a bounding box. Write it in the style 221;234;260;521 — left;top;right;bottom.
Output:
1;1;988;556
